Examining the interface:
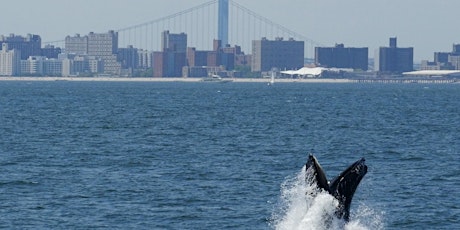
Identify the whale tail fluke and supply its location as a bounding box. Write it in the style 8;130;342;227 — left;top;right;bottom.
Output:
305;155;368;222
305;154;330;193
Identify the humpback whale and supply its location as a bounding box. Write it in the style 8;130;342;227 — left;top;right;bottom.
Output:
305;154;367;222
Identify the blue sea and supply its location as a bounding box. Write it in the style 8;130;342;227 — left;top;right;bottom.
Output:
0;81;459;229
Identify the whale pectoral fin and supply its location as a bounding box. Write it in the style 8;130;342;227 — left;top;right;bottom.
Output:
306;154;330;192
329;158;368;221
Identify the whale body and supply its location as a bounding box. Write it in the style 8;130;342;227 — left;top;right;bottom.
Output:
305;154;368;222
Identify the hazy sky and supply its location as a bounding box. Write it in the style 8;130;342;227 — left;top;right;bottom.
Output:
3;0;459;61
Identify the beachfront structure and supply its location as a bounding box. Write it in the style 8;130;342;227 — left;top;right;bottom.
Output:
20;56;63;76
315;44;368;71
0;43;21;76
20;56;45;75
375;37;413;73
251;37;304;72
59;53;104;77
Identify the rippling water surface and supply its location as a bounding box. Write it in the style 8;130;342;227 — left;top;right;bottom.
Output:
0;81;459;229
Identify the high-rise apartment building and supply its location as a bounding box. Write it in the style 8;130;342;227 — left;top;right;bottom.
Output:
453;44;460;54
0;43;21;76
118;45;139;69
154;31;187;77
137;49;153;69
60;54;92;77
41;45;61;59
434;52;449;64
375;37;413;73
187;47;208;67
449;55;460;70
0;34;41;60
448;44;460;70
161;31;187;52
20;56;45;75
64;31;121;75
20;56;63;76
87;31;120;75
183;39;248;77
315;44;368;70
251;37;304;72
153;51;186;77
421;44;460;70
65;34;88;55
43;59;63;76
87;31;118;56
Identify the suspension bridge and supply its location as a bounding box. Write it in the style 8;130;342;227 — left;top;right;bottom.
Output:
45;0;321;58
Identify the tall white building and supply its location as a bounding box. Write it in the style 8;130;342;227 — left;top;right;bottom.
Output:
20;56;63;76
65;34;88;55
64;31;121;75
0;43;21;76
21;56;45;75
87;31;120;75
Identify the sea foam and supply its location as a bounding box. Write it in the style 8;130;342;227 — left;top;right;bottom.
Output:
271;167;383;230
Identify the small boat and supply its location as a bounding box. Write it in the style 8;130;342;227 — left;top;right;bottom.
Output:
201;74;232;83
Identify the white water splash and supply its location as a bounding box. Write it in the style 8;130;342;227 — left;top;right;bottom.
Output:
271;167;383;230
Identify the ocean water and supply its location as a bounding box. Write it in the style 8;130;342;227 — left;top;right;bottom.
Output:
0;81;459;229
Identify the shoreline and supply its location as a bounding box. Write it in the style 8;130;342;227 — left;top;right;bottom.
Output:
0;76;458;84
0;77;353;83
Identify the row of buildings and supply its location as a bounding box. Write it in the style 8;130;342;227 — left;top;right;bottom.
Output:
153;31;251;78
315;37;414;74
0;43;63;76
153;31;303;77
1;31;459;77
0;32;153;77
420;44;460;70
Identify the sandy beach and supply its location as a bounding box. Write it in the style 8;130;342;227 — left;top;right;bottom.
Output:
0;76;353;83
0;76;458;84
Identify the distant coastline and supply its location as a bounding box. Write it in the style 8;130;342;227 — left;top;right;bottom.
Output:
0;77;351;83
0;77;458;84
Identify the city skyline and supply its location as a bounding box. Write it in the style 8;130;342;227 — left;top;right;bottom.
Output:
2;0;460;61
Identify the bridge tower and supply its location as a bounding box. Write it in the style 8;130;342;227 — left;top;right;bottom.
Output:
218;0;229;46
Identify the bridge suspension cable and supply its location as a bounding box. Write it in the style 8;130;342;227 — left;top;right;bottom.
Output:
44;0;321;58
117;0;219;52
230;1;320;44
116;0;218;33
228;0;322;58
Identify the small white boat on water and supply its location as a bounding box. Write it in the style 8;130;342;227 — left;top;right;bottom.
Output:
201;74;233;83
